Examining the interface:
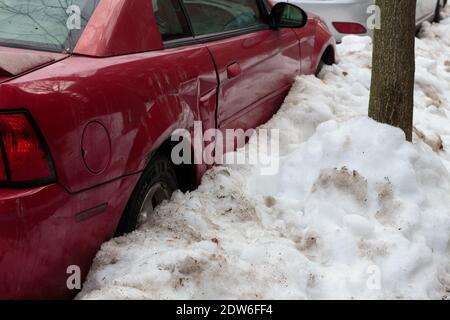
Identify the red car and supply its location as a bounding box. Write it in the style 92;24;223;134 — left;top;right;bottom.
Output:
0;0;335;299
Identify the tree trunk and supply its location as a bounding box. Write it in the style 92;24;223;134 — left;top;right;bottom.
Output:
368;0;417;142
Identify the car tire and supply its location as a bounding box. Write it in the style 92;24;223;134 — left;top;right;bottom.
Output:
315;60;325;77
434;0;442;23
115;153;178;236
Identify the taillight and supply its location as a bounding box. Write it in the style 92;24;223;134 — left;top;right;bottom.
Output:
0;112;55;186
332;22;367;34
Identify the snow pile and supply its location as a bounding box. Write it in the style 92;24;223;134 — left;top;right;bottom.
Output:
78;7;450;300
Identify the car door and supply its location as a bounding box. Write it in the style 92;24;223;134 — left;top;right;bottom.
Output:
182;0;301;141
150;0;219;177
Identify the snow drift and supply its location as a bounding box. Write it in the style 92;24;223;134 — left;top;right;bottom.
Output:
78;7;450;300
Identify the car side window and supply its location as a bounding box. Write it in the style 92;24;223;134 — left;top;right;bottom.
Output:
182;0;266;36
152;0;192;41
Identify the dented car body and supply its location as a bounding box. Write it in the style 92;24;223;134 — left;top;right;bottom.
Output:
0;0;335;299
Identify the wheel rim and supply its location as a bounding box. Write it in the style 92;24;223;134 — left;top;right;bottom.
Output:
138;182;171;225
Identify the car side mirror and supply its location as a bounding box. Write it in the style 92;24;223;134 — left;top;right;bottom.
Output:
269;2;308;29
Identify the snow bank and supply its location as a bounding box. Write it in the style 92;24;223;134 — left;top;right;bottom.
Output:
78;7;450;300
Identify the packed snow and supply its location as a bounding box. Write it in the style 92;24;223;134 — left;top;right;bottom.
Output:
78;7;450;300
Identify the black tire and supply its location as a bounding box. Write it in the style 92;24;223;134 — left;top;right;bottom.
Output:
115;153;178;236
434;0;442;23
315;60;325;77
316;46;335;76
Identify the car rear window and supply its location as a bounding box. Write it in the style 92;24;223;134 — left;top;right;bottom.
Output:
0;0;99;53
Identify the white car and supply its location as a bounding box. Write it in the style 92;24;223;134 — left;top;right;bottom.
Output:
279;0;447;42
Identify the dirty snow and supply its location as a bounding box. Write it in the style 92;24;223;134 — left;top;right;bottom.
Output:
78;7;450;300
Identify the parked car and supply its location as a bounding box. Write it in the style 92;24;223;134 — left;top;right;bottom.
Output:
277;0;447;42
0;0;335;299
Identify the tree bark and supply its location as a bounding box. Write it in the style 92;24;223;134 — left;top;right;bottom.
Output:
368;0;417;141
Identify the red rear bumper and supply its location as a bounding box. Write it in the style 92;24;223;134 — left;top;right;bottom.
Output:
0;175;139;299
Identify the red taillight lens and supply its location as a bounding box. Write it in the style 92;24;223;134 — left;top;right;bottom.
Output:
332;22;367;34
0;113;54;185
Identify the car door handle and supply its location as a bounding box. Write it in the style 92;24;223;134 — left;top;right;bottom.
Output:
227;62;241;79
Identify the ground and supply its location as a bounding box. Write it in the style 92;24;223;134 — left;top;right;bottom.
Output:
78;7;450;300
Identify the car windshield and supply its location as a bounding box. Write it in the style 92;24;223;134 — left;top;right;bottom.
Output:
0;0;99;53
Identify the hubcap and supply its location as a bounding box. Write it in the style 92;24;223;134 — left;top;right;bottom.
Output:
138;182;171;225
